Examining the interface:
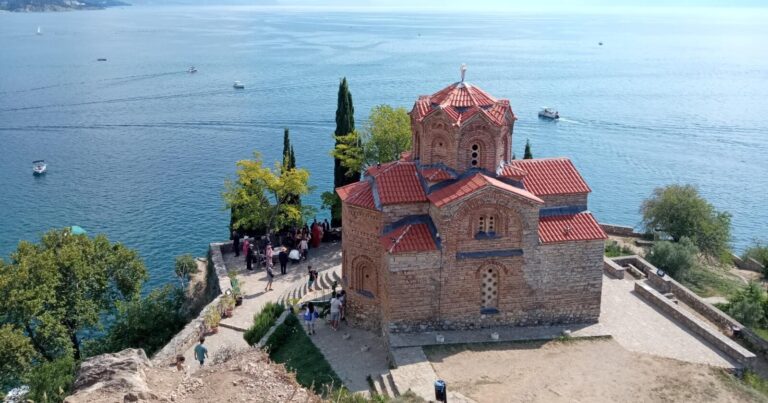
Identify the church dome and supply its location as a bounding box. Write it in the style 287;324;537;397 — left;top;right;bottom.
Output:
411;80;516;127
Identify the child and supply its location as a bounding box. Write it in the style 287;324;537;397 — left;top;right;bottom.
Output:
265;263;274;292
303;302;318;335
307;265;317;292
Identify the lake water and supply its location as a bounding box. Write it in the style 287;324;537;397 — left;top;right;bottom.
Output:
1;6;767;288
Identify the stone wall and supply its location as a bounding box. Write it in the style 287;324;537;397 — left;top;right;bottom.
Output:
341;203;383;332
603;257;626;279
634;281;755;367
731;253;765;273
152;242;232;365
382;203;429;227
599;223;644;237
539;193;588;208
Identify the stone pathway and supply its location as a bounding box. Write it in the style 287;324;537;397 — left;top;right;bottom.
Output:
600;275;736;368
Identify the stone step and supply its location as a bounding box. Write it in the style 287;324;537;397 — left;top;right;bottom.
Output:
331;269;341;283
370;374;387;397
381;372;398;398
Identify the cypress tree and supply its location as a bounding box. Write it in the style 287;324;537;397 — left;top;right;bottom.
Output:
282;128;291;170
523;139;533;159
334;77;360;188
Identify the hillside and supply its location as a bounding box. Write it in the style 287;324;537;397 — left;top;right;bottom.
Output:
0;0;129;12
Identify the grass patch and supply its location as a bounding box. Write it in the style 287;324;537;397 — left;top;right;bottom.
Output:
717;369;768;402
243;302;284;346
268;314;343;396
752;328;768;340
743;370;768;399
677;265;744;298
604;241;634;258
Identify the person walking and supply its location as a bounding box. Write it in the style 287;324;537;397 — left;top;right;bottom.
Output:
278;245;289;275
303;302;318;335
329;293;342;331
339;289;347;322
307;265;317;292
265;241;274;269
242;237;250;261
265;264;274;292
299;236;309;261
232;230;241;257
194;337;209;366
245;244;253;271
323;218;330;232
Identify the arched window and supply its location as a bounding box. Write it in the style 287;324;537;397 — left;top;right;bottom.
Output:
470;143;480;167
481;267;499;309
351;257;377;298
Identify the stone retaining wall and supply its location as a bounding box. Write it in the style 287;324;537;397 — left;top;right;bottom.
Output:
599;223;644;237
731;253;765;273
602;257;625;279
634;281;755;367
152;242;233;365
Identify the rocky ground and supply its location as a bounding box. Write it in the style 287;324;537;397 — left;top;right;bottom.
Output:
65;347;320;403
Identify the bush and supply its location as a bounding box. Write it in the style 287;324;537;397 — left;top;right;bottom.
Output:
25;356;76;403
722;282;767;328
604;241;634;257
264;314;298;353
647;237;698;278
244;302;284;346
85;285;188;357
743;240;768;271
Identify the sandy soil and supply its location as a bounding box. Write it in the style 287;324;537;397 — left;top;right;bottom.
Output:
426;338;765;403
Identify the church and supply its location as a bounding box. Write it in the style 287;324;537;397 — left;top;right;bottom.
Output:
336;71;607;333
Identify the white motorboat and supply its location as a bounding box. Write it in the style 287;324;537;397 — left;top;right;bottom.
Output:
233;81;245;89
33;160;47;175
538;107;560;120
188;66;197;73
36;26;42;36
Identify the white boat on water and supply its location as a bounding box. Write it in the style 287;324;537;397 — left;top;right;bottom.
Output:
188;66;197;73
36;26;42;35
538;107;560;120
233;81;245;89
33;160;47;175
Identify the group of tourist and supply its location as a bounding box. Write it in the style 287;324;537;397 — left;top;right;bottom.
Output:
302;288;346;335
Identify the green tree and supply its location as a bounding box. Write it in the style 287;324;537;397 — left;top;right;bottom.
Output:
331;131;365;177
362;105;412;165
523;139;533;159
0;229;147;361
174;254;197;288
85;285;187;357
331;77;358;226
722;282;767;328
641;184;732;257
0;324;39;389
224;152;314;236
647;236;699;278
744;240;768;269
281;128;301;207
24;356;76;403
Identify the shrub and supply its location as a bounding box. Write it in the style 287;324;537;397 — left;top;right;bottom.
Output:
244;302;284;346
264;314;298;353
604;241;634;257
647;237;698;278
174;254;198;288
743;240;768;272
722;282;767;328
85;285;187;357
25;356;76;403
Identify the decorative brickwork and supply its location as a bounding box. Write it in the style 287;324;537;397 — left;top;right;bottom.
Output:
337;76;606;335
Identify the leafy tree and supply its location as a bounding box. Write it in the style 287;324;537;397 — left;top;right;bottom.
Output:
332;77;358;226
722;282;767;328
174;254;198;288
224;152;314;236
0;324;39;390
523;139;533;159
640;184;732;257
85;285;187;357
647;237;698;278
0;229;147;361
332;131;365;177
362;105;412;165
24;355;76;403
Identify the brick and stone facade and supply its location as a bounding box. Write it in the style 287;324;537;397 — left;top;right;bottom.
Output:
337;74;607;334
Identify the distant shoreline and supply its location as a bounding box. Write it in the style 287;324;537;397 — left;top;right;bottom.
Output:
0;1;130;13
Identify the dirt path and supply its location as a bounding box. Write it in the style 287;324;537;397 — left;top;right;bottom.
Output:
426;338;764;403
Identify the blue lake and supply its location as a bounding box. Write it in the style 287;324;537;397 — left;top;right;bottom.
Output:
1;6;767;288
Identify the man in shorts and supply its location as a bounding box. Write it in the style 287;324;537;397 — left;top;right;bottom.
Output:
194;337;208;366
329;293;342;331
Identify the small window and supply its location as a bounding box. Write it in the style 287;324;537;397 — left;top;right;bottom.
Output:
488;216;495;233
481;268;499;309
470;143;480;167
478;216;485;233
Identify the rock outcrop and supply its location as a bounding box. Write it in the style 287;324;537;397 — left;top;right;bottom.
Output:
64;348;155;403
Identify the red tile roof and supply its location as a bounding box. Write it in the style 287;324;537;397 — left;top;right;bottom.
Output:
508;158;591;196
539;213;607;244
411;82;515;127
367;161;427;205
428;173;543;208
420;167;455;182
379;223;437;254
497;163;527;180
336;180;376;210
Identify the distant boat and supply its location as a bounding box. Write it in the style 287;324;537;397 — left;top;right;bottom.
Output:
538;107;560;120
33;160;47;175
36;26;42;36
97;58;107;62
599;41;603;46
233;81;245;89
188;66;197;73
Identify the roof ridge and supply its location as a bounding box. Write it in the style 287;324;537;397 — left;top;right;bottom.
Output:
388;224;412;254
